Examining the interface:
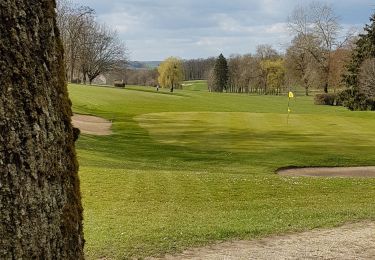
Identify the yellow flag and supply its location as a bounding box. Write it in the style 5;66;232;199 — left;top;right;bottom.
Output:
288;91;294;98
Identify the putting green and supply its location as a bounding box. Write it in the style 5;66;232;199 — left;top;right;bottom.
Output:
136;112;375;152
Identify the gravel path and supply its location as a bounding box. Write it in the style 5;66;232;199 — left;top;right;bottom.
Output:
154;222;375;260
277;166;375;178
71;114;112;136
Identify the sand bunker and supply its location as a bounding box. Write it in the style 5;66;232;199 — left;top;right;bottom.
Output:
71;114;112;136
277;166;375;178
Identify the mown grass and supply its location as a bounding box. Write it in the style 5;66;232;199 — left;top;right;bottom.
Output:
68;81;375;259
182;80;208;91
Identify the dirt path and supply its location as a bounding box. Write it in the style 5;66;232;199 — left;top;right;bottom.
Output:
277;166;375;178
154;222;375;260
71;114;112;136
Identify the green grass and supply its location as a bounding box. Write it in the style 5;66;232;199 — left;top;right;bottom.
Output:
68;82;375;259
182;80;208;91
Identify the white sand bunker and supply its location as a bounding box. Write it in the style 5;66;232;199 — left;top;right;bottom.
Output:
278;166;375;178
72;114;112;136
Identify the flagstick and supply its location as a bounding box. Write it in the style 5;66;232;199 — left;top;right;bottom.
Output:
286;94;290;125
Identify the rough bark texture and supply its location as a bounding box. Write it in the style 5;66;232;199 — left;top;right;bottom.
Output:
0;0;84;259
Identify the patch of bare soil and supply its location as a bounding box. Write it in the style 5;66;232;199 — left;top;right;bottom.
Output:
153;222;375;260
277;166;375;178
71;114;112;136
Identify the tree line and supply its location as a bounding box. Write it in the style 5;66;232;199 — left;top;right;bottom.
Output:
208;2;355;96
208;47;286;94
57;0;374;110
156;2;354;96
123;58;215;88
206;2;375;111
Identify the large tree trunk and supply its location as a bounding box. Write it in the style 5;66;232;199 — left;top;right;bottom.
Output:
0;1;84;259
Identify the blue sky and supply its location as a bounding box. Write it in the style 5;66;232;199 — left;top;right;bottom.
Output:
71;0;374;61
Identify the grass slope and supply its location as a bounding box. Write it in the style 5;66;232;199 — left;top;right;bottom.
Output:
68;82;375;259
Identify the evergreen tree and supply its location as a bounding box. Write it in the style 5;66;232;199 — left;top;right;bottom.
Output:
213;54;229;92
342;13;375;110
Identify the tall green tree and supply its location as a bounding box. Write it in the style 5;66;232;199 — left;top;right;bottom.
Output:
213;54;229;92
342;12;375;110
0;0;84;258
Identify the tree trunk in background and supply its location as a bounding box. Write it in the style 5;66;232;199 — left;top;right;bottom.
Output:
303;79;309;96
0;0;84;259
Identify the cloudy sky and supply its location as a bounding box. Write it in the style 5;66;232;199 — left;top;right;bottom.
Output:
71;0;374;61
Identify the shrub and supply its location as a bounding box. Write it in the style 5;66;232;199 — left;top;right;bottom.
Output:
114;80;125;88
314;93;339;106
339;89;375;111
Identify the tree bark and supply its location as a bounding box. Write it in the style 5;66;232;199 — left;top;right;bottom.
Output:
0;0;84;259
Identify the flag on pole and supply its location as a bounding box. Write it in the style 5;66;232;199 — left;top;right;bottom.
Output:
287;91;294;125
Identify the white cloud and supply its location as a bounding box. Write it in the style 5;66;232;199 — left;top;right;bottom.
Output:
71;0;373;60
265;23;289;34
97;11;146;34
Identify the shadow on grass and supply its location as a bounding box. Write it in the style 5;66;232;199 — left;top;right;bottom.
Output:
125;87;190;97
76;115;375;174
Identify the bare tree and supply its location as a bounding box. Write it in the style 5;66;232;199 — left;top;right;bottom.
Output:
285;34;319;95
328;46;352;93
79;22;126;84
226;54;262;93
57;0;127;85
183;58;216;81
288;1;341;93
225;53;282;94
256;44;280;60
56;0;73;44
242;55;264;94
125;68;158;86
1;0;84;258
227;55;243;92
207;68;216;92
57;0;95;82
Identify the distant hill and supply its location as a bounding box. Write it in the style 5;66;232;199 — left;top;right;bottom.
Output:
128;61;161;70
